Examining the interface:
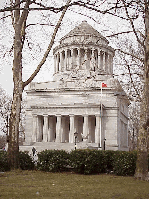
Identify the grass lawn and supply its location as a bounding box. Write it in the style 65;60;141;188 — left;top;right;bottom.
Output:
0;170;148;199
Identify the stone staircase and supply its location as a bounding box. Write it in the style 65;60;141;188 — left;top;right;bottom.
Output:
19;142;99;154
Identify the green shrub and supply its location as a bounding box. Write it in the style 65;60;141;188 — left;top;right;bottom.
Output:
37;150;69;172
0;151;34;171
70;149;107;174
0;151;10;171
112;151;137;176
70;150;137;176
103;150;115;173
19;151;35;170
0;149;138;176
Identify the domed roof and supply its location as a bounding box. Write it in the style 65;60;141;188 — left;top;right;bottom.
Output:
60;20;108;43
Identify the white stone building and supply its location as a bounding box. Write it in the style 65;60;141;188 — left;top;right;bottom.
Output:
21;21;129;152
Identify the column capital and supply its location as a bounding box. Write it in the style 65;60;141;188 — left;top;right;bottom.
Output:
56;114;62;117
43;114;48;117
83;114;88;117
95;114;100;117
32;114;38;118
69;114;74;117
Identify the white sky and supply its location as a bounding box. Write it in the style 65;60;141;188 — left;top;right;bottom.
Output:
0;1;141;97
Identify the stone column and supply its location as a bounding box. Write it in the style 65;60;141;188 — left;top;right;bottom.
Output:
83;115;89;141
107;54;110;74
36;116;40;142
56;115;61;142
43;115;48;142
103;51;105;71
88;116;92;143
56;54;59;73
61;117;66;142
77;48;80;69
74;116;78;134
84;48;88;70
105;52;108;74
110;55;113;74
98;49;101;70
60;51;63;71
95;115;100;144
71;48;74;69
91;49;95;70
37;116;43;142
69;115;75;143
67;50;70;70
58;53;61;72
48;116;54;142
32;114;37;142
64;49;67;71
54;55;56;74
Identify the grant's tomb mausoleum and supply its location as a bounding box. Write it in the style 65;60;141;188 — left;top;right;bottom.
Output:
21;21;129;152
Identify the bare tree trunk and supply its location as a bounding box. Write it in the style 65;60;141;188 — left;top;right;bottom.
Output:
135;74;149;180
8;35;23;167
7;0;23;169
135;1;149;180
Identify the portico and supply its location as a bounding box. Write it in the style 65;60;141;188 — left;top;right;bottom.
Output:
31;110;103;145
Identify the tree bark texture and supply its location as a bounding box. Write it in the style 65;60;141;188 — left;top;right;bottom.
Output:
135;1;149;181
7;0;23;169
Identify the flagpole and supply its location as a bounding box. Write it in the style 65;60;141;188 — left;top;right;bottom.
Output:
100;82;102;148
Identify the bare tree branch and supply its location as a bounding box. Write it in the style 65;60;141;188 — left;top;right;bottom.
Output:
26;23;55;28
107;30;134;37
0;1;68;13
116;49;144;63
69;7;101;24
23;0;72;88
0;0;26;13
18;0;30;26
10;0;15;28
121;0;145;49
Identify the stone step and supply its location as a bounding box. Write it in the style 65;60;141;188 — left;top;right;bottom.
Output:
19;142;99;153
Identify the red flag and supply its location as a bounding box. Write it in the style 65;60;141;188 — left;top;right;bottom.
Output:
102;83;107;87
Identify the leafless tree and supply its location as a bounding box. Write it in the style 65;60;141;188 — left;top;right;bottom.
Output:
0;0;72;169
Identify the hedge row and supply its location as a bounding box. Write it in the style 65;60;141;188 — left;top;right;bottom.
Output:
0;151;10;171
37;149;137;176
0;150;137;176
37;150;69;172
0;151;34;171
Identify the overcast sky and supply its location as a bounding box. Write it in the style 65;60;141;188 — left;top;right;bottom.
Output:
0;1;134;97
